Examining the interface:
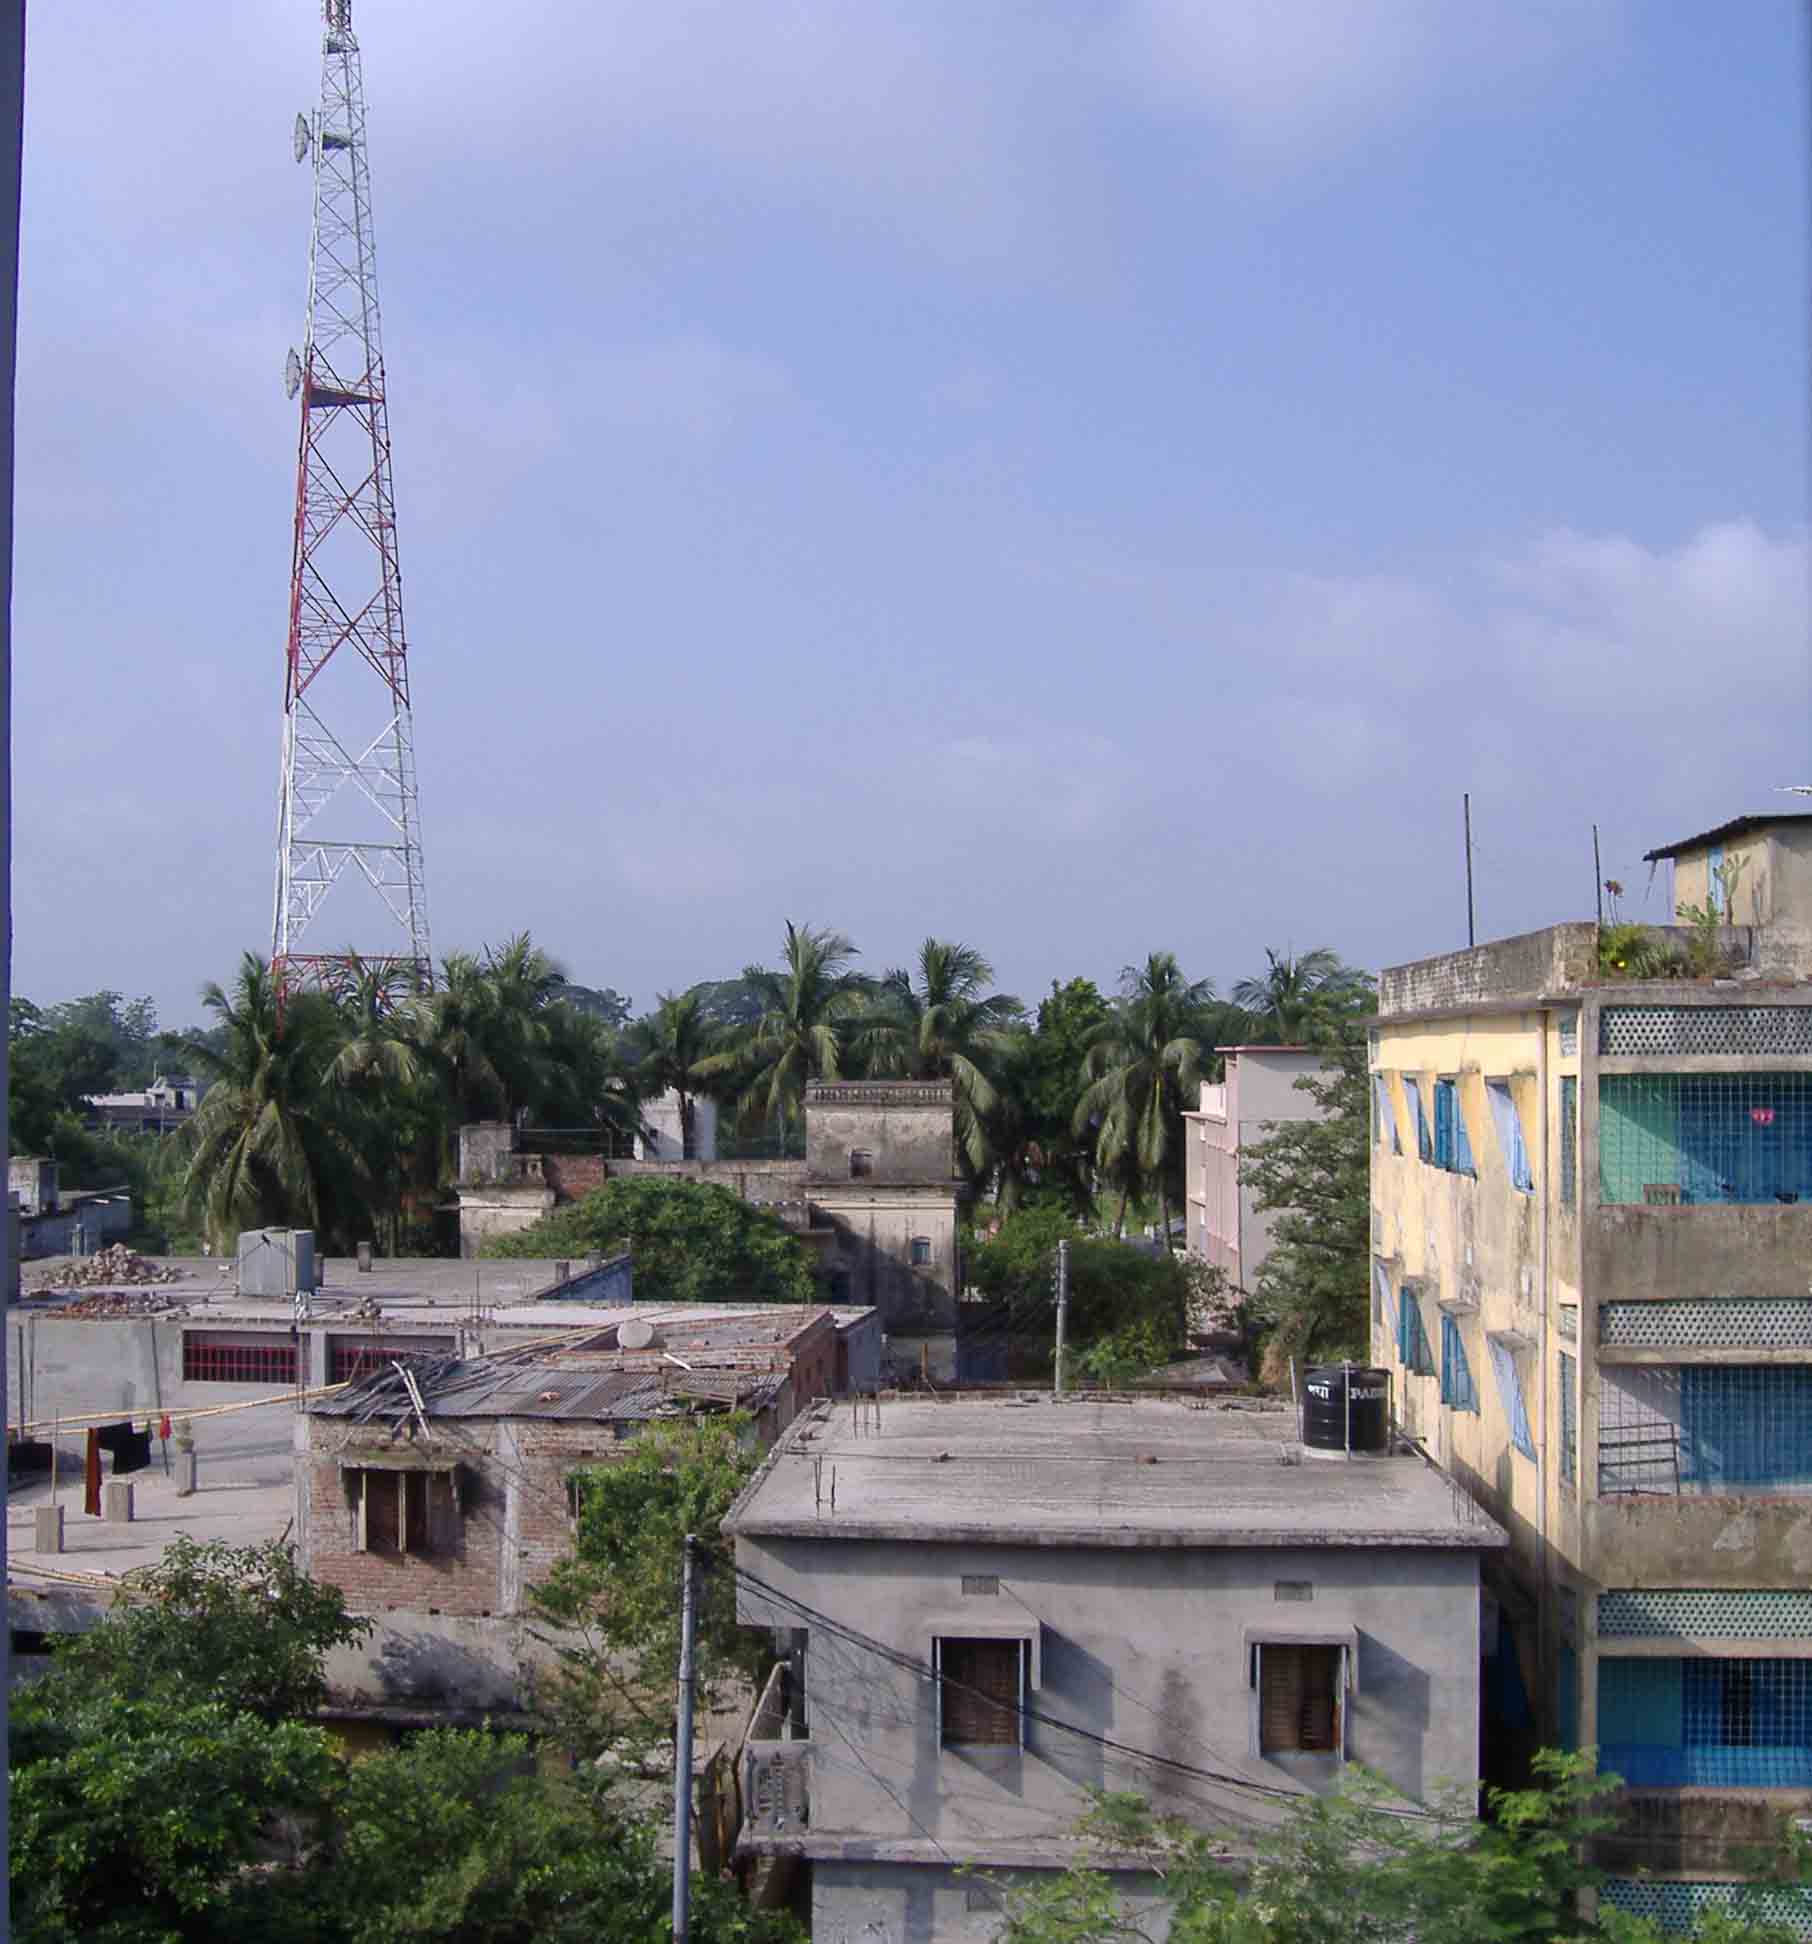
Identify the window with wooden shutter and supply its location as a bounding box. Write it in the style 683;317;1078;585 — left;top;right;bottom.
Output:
938;1636;1022;1747
1259;1644;1342;1754
346;1466;456;1558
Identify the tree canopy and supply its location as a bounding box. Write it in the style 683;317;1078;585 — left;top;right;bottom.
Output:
481;1173;818;1306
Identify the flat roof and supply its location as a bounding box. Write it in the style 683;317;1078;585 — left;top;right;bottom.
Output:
1643;812;1812;862
725;1396;1507;1551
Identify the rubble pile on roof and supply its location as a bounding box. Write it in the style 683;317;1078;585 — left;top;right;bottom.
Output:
32;1246;189;1293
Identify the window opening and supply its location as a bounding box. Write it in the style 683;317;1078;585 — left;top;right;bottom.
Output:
1598;1365;1812;1496
1488;1337;1536;1459
182;1332;298;1385
1441;1314;1478;1413
1258;1644;1343;1755
1372;1259;1396;1333
1597;1073;1812;1207
1397;1286;1435;1376
1402;1077;1431;1163
1558;1350;1577;1486
848;1149;874;1179
910;1236;932;1266
1485;1080;1534;1194
937;1636;1023;1747
348;1467;455;1558
1373;1075;1400;1155
1433;1079;1475;1174
329;1336;454;1385
1599;1656;1812;1788
1559;1075;1577;1209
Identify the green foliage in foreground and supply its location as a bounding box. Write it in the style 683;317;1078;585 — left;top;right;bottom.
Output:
482;1173;818;1306
532;1414;765;1761
9;1534;801;1944
987;1755;1812;1944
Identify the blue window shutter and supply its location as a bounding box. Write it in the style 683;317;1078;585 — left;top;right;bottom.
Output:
1452;1086;1475;1174
1434;1082;1453;1169
1487;1081;1534;1194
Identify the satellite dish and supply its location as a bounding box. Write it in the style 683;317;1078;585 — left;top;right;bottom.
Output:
293;113;311;164
619;1318;659;1351
284;348;302;400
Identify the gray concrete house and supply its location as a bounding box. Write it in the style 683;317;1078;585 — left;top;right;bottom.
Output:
725;1394;1506;1942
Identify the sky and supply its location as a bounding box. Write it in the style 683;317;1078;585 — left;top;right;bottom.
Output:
12;1;1809;1026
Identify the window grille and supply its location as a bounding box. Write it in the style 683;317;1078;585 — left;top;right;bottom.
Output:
1557;1012;1579;1057
1601;1880;1812;1943
1485;1080;1533;1193
1598;1364;1812;1496
938;1637;1023;1747
1559;1075;1577;1208
1600;1298;1812;1351
961;1574;999;1596
1599;1655;1812;1788
1599;1589;1812;1641
1274;1581;1314;1602
1440;1314;1478;1412
1597;1072;1812;1205
1487;1337;1535;1459
329;1336;454;1385
182;1332;298;1385
1373;1075;1400;1154
1397;1286;1435;1376
1558;1351;1577;1486
1402;1077;1432;1162
1600;1006;1812;1057
1432;1078;1474;1174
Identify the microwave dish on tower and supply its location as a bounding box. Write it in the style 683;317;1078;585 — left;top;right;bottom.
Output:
271;0;430;1002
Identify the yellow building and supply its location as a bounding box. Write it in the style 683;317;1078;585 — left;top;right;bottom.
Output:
1372;812;1812;1929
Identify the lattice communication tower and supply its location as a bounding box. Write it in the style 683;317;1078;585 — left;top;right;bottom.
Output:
273;0;429;995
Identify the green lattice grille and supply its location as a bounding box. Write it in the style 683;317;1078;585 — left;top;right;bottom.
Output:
1598;1072;1812;1206
1597;1589;1812;1640
1601;1879;1812;1939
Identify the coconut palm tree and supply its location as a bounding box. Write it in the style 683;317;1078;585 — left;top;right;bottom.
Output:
624;990;720;1160
1231;947;1371;1043
327;954;428;1254
863;939;1024;1179
1073;952;1212;1243
700;922;868;1154
182;953;368;1251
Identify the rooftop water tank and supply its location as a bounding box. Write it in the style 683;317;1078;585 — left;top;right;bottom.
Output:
1301;1364;1390;1460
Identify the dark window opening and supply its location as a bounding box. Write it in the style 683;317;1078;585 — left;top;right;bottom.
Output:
910;1235;932;1266
849;1149;874;1179
348;1468;455;1558
330;1336;455;1385
1259;1644;1342;1755
962;1574;1000;1596
939;1636;1022;1747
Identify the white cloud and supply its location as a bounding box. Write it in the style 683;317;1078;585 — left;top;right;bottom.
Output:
1113;0;1621;159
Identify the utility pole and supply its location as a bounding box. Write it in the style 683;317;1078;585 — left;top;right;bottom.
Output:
1463;793;1476;949
1053;1240;1069;1397
672;1533;699;1943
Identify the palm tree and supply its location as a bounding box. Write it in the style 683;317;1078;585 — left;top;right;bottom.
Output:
863;939;1024;1179
327;954;426;1254
1073;952;1212;1243
699;922;867;1154
1232;948;1371;1043
182;954;367;1251
624;990;720;1160
416;933;570;1130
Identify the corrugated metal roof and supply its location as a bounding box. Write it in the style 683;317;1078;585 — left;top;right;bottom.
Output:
309;1353;781;1425
1643;812;1812;863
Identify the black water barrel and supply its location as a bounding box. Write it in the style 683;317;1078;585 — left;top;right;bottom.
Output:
1302;1365;1390;1455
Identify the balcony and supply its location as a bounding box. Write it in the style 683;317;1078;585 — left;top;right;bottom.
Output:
1599;1074;1812;1209
742;1662;809;1841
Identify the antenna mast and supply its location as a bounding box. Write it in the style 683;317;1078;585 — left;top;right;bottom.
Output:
272;0;429;996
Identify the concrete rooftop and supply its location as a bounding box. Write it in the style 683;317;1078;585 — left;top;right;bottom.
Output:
727;1395;1508;1551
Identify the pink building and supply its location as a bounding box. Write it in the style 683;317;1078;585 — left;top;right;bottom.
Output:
1183;1046;1332;1292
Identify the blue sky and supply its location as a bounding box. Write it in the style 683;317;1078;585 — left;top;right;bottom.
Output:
13;1;1808;1024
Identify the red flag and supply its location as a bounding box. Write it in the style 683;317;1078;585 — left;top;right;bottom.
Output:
159;1414;172;1442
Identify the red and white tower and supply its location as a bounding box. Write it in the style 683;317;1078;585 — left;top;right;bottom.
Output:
273;0;429;992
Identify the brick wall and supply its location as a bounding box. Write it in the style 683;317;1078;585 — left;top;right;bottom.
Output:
542;1153;607;1202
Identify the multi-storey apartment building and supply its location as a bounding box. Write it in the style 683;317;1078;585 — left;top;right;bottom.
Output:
1372;811;1812;1933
